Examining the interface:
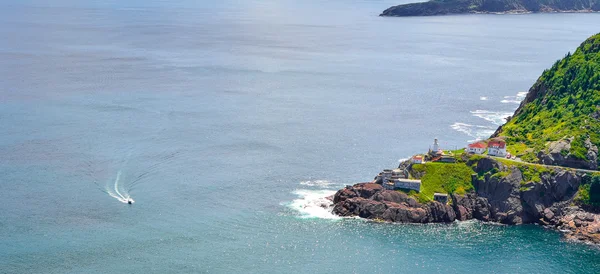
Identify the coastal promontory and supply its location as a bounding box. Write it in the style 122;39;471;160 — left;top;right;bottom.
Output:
380;0;600;17
330;33;600;245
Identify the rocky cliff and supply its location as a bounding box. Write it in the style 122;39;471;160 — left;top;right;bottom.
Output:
333;183;457;223
331;157;600;244
381;0;600;17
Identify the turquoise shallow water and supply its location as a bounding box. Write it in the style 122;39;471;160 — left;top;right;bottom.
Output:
1;0;600;273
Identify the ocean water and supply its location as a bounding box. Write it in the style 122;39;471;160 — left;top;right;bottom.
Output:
1;0;599;273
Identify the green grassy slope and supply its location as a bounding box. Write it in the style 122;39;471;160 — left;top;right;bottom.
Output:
409;162;474;203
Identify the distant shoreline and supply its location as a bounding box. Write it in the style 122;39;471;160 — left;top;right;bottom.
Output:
381;10;600;17
380;1;600;17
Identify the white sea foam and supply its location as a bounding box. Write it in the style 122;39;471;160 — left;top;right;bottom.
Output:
452;109;511;141
299;180;336;187
501;91;527;104
287;189;340;219
450;122;495;140
470;110;512;125
480;96;488;101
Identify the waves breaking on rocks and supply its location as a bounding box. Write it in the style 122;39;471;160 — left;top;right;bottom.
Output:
299;180;336;187
285;180;343;220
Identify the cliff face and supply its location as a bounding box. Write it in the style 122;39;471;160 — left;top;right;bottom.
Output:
462;158;582;224
381;0;600;16
333;183;457;223
492;34;600;170
331;157;600;243
334;158;580;223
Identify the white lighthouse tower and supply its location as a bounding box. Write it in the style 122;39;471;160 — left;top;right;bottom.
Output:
432;138;439;152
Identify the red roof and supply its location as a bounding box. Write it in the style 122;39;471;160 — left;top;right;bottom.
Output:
412;155;423;160
488;141;506;148
468;142;487;149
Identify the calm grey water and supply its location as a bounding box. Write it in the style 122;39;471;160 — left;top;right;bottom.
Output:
1;0;599;273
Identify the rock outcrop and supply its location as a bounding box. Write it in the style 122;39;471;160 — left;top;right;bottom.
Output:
331;157;599;245
536;137;599;170
333;183;455;223
556;209;600;244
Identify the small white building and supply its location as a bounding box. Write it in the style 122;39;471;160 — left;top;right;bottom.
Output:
488;140;507;157
382;169;392;180
394;179;421;192
411;155;424;164
391;168;408;179
383;181;395;190
375;169;394;184
433;193;449;204
467;142;487;154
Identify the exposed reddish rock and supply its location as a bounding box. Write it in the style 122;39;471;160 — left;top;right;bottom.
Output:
332;183;455;223
333;183;381;204
556;210;600;244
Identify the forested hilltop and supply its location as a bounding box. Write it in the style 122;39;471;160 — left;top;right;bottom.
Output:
492;33;600;171
380;0;600;16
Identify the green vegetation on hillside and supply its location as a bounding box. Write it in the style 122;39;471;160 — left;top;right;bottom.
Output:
576;173;600;206
404;155;588;204
498;33;600;166
506;142;529;156
469;154;553;184
410;162;474;203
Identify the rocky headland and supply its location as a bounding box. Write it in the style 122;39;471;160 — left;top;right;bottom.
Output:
332;157;600;244
380;0;600;17
330;33;600;245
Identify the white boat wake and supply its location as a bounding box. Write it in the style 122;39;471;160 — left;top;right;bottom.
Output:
106;170;134;204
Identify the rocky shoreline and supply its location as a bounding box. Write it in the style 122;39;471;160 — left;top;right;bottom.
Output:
329;157;600;245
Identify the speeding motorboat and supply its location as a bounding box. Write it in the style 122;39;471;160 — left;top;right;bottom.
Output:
127;198;135;204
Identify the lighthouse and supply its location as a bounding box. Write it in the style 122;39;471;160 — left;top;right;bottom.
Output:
432;138;439;152
429;138;443;156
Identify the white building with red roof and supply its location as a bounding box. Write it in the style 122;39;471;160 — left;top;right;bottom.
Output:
487;140;507;157
467;142;487;154
411;155;424;164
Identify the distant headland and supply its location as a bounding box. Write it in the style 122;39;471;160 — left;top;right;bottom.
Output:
380;0;600;17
